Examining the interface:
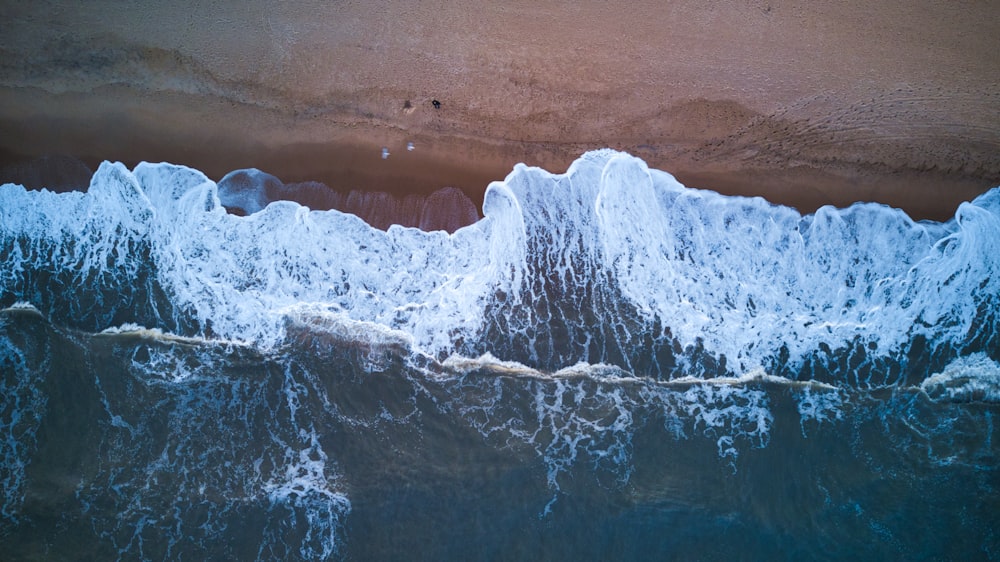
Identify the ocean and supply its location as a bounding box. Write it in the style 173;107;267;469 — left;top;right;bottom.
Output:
1;150;998;560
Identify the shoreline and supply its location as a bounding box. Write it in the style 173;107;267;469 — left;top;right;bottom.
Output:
2;112;995;224
2;138;996;225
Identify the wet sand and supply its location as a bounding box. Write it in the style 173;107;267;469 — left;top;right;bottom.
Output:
1;1;998;222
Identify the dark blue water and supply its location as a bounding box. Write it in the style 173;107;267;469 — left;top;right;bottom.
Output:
2;151;999;559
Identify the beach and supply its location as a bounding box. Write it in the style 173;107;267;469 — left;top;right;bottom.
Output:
1;0;998;221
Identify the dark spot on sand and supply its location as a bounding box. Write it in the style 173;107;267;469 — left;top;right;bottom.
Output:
432;99;441;109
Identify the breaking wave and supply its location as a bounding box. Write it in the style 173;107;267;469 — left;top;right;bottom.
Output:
1;150;997;384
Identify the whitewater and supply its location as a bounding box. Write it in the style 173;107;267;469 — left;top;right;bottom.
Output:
2;150;998;559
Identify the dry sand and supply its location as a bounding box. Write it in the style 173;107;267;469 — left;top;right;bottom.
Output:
1;0;998;223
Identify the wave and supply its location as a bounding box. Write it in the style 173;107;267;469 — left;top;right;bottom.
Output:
1;150;998;386
216;167;480;232
921;352;1000;403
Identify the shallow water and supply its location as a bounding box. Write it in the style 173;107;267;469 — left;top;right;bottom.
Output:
2;151;998;559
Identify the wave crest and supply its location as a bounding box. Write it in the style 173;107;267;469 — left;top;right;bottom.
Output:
2;151;997;385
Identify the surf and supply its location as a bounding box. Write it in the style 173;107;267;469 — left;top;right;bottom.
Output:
2;150;999;558
2;150;996;386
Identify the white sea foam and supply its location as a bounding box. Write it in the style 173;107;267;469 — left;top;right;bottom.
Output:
921;353;1000;403
1;150;997;384
258;366;350;560
796;386;845;436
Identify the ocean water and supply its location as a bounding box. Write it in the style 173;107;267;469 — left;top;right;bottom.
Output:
1;150;998;560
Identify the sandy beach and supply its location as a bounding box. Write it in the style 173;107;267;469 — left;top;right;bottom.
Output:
1;0;998;223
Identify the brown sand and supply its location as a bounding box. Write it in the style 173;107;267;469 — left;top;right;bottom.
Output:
1;0;998;222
